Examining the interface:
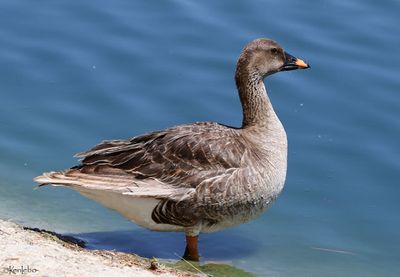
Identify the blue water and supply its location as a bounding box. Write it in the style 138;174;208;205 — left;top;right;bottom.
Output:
1;0;399;276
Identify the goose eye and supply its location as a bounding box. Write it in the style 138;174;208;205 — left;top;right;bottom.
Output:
271;48;278;54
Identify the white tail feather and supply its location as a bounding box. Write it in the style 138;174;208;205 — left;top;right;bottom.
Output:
33;170;193;199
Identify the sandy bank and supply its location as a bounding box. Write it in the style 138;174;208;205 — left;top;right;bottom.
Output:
0;219;195;277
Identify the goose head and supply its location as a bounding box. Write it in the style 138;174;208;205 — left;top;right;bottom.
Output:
236;38;310;78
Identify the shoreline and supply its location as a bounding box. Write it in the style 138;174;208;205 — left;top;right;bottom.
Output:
0;219;195;277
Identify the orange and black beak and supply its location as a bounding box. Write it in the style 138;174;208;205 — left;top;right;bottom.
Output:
281;52;310;71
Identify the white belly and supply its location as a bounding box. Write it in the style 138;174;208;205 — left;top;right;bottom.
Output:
76;187;184;232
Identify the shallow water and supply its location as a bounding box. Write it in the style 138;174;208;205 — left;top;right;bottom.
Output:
1;0;399;276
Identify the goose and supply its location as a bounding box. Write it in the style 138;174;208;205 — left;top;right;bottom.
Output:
34;38;309;261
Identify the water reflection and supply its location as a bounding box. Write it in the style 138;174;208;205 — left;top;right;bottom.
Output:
73;228;258;260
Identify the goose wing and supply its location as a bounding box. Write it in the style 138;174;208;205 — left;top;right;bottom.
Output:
75;122;246;188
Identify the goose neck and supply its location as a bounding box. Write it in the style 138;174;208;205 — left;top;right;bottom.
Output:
235;70;275;129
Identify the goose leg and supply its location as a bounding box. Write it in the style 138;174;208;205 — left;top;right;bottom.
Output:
182;235;200;261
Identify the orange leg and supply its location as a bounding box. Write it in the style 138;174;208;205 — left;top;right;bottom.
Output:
182;235;200;261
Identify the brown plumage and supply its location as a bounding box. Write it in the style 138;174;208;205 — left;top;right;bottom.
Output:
34;38;310;261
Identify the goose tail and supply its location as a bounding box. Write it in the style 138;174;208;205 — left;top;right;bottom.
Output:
33;170;137;192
